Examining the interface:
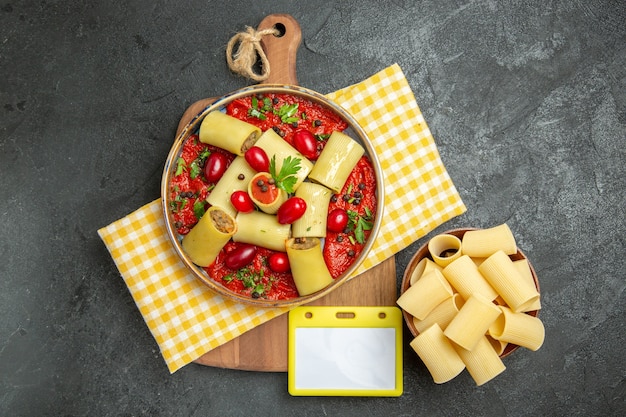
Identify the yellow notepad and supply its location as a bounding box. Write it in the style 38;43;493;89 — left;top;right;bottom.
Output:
288;306;403;397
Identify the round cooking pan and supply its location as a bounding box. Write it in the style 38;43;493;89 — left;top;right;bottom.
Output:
161;14;384;307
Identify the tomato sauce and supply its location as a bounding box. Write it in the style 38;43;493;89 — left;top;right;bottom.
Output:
250;174;279;204
168;93;377;300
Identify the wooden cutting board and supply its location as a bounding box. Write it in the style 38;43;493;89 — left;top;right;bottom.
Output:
176;14;398;372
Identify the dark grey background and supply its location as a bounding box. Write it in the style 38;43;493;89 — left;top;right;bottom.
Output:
1;0;624;416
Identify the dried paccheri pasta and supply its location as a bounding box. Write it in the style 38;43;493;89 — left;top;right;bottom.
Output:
398;224;544;386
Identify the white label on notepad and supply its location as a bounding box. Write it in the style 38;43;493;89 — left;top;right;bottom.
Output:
294;327;396;390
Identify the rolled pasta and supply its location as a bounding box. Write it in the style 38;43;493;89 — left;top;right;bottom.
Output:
444;293;502;351
254;129;313;190
461;224;517;258
182;206;237;267
396;269;453;320
428;234;462;267
286;237;333;296
513;259;541;311
489;306;545;351
442;255;498;301
478;250;540;313
233;211;290;252
409;324;466;384
291;182;332;238
248;172;287;214
412;293;465;333
454;336;506;386
409;258;443;285
199;111;261;156
308;131;365;193
206;156;257;218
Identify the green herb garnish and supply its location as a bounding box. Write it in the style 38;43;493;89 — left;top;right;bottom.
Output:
193;200;206;219
241;271;256;288
269;155;302;194
225;268;266;296
248;96;273;120
175;157;186;176
170;193;188;213
248;108;265;120
261;97;272;112
199;148;210;159
275;103;299;124
248;96;267;120
189;148;210;179
189;160;201;179
346;209;374;244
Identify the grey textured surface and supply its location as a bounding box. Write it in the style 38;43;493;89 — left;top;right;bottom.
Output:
1;0;625;416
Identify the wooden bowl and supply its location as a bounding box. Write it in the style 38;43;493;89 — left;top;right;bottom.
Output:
161;85;384;308
400;228;540;358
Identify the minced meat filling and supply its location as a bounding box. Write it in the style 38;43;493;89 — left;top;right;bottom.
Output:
211;210;235;234
240;132;259;154
289;237;318;250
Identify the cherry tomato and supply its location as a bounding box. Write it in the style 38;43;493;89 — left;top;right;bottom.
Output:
245;146;270;172
327;208;349;232
277;197;307;224
230;191;255;213
268;253;290;273
292;129;317;160
204;152;228;183
224;244;258;269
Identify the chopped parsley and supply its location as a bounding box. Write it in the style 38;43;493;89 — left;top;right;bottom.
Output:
169;193;188;213
189;160;202;179
223;268;267;297
248;96;273;120
175;148;209;180
246;98;300;125
269;155;302;194
275;103;299;124
175;157;186;176
193;199;206;219
190;148;210;179
346;208;374;244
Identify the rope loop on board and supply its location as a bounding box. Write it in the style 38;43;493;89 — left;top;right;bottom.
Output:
226;26;279;82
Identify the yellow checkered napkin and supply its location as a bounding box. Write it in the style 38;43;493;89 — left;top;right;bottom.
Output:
98;63;466;373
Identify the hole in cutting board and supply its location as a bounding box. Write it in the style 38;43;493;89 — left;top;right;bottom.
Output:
273;23;286;37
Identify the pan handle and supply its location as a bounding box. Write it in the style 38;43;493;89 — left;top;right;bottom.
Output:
258;14;302;86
